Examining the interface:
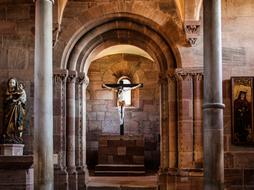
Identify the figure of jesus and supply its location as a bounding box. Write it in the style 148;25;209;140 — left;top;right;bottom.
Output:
102;80;143;135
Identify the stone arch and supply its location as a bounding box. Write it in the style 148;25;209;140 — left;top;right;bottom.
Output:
53;3;181;186
54;2;186;71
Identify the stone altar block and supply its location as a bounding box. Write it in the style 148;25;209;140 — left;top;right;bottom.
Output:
95;135;145;175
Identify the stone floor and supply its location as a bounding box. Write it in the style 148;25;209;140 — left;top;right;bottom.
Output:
87;174;252;190
86;175;205;190
87;175;157;190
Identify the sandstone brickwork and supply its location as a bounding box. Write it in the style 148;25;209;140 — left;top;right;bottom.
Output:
0;0;254;189
86;54;160;169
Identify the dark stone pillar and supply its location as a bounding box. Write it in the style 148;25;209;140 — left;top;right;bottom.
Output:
34;0;54;189
204;0;224;189
66;70;77;190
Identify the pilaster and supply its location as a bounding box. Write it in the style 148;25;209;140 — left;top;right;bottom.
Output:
176;72;194;170
193;73;203;168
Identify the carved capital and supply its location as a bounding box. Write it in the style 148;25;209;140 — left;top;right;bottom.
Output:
53;69;68;83
184;22;201;35
175;72;193;81
77;73;89;87
167;74;176;83
192;72;203;81
67;70;77;84
184;21;201;47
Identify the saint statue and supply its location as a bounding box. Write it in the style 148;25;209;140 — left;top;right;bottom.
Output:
102;80;143;135
2;78;27;144
234;90;251;143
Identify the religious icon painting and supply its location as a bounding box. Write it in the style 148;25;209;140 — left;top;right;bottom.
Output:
231;77;254;146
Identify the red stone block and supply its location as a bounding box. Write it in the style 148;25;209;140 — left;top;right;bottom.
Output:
244;169;254;186
0;21;16;34
225;169;243;186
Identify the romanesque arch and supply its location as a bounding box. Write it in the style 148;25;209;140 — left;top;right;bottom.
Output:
53;2;187;188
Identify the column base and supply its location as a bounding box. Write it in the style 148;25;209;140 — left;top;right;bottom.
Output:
54;167;68;190
77;166;89;189
67;167;78;190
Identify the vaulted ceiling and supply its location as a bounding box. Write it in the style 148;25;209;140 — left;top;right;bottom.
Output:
54;0;203;30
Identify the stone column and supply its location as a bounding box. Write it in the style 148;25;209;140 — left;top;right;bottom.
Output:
66;70;78;190
34;0;54;189
176;73;194;171
76;73;89;189
203;0;224;189
167;75;177;169
159;74;169;173
193;73;203;168
53;69;68;190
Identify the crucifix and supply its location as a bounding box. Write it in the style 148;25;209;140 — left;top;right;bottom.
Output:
102;80;143;135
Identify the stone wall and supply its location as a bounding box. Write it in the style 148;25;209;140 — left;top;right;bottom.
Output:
0;1;34;155
178;1;254;187
221;1;254;188
86;54;160;170
0;0;253;187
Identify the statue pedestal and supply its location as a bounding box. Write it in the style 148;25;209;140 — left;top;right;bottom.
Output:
95;135;145;175
0;155;33;189
0;144;33;189
0;144;24;156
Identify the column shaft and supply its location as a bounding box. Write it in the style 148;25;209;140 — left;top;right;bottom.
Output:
76;73;89;189
203;0;224;189
159;75;169;172
66;71;78;189
168;76;177;169
66;71;77;171
34;0;54;189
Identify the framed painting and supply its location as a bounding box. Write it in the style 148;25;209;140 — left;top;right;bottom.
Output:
231;77;254;146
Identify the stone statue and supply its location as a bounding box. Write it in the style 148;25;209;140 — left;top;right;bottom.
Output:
2;78;27;144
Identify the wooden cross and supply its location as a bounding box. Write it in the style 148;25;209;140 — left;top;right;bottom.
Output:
102;81;143;135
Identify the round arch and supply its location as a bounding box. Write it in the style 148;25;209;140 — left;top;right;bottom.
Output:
53;2;180;178
54;2;185;71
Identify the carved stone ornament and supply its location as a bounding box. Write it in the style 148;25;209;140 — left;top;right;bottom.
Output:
185;24;201;35
184;21;201;47
67;70;77;83
77;72;89;87
188;38;198;46
54;69;68;83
